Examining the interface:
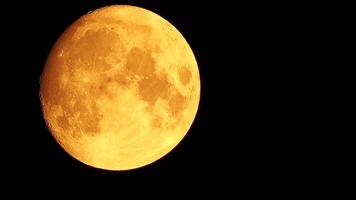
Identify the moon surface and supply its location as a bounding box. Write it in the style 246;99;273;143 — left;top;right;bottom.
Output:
40;5;200;170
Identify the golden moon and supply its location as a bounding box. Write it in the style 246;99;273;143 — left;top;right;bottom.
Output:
39;5;200;170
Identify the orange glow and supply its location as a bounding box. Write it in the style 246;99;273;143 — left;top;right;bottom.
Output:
40;5;200;170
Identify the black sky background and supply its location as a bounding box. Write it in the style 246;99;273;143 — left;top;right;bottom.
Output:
2;0;352;198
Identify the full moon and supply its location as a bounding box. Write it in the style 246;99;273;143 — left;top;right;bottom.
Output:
40;5;200;170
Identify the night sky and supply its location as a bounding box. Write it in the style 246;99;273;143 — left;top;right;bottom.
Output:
2;0;350;198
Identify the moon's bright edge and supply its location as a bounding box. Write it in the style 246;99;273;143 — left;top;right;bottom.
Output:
40;5;200;170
